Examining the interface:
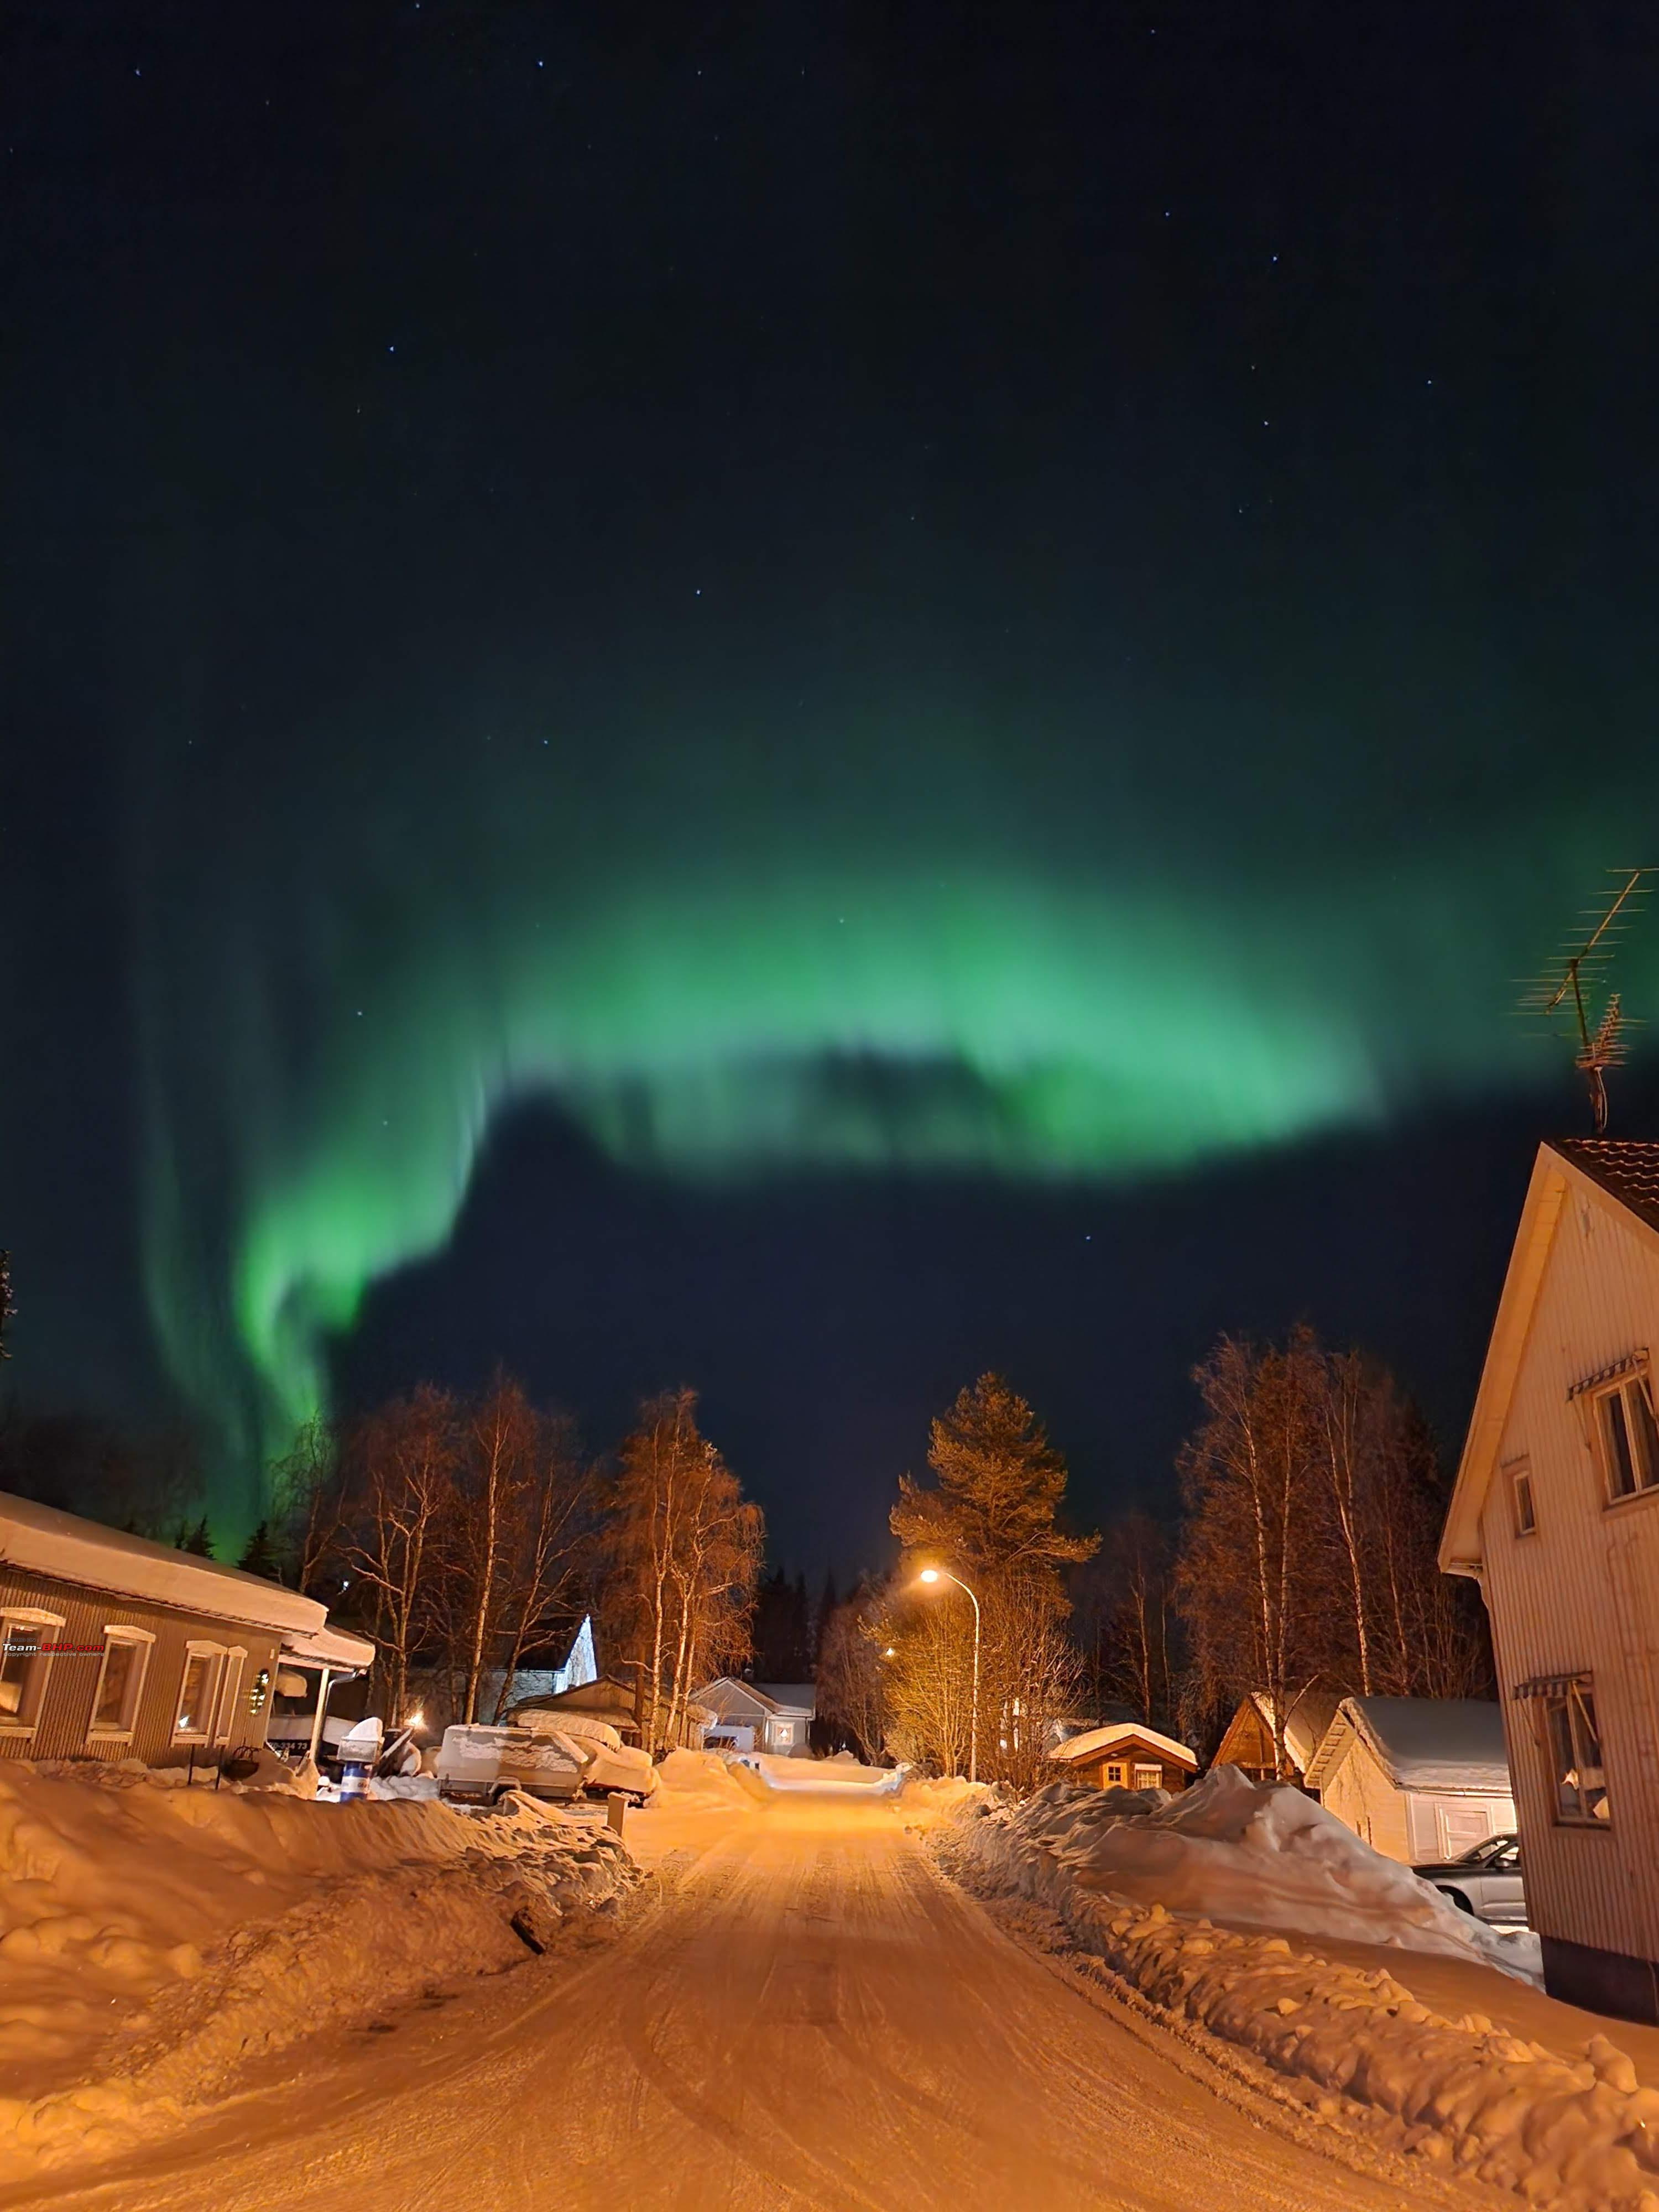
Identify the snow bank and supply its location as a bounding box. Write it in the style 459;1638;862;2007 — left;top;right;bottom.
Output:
1004;1767;1506;1963
653;1748;760;1811
941;1773;1659;2212
0;1759;640;2180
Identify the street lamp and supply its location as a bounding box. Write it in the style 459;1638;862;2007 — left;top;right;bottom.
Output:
916;1566;980;1785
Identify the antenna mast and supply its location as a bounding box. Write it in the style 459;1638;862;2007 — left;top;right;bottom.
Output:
1519;869;1652;1135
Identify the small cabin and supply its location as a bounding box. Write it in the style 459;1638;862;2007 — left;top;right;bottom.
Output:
1047;1721;1197;1793
1304;1696;1515;1865
1213;1689;1340;1788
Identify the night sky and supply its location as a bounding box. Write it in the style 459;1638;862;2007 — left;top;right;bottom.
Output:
6;3;1659;1569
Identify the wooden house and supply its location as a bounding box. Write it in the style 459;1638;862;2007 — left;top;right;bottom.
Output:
1212;1689;1340;1788
0;1489;369;1768
695;1677;815;1756
1046;1721;1197;1793
1443;1138;1659;2021
1303;1697;1515;1864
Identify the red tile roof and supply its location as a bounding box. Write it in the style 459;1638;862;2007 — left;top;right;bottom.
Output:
1552;1139;1659;1237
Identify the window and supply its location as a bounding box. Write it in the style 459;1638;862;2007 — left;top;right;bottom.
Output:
1593;1374;1659;1501
213;1649;248;1744
88;1627;155;1741
1545;1681;1610;1825
0;1608;65;1735
1104;1761;1127;1786
1510;1461;1536;1536
174;1642;227;1741
1132;1764;1162;1791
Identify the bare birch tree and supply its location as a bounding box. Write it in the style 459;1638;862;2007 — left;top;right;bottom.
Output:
338;1385;458;1723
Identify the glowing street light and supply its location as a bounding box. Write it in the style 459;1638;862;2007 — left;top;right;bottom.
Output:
915;1566;980;1785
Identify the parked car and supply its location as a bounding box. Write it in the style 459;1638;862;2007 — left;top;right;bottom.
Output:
530;1711;657;1803
435;1722;587;1809
1412;1832;1527;1925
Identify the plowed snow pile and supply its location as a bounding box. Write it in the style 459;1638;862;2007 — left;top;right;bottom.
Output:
0;1760;639;2179
1001;1768;1504;1961
942;1770;1659;2212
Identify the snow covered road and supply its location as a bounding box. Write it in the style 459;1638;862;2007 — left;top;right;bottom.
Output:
11;1791;1465;2212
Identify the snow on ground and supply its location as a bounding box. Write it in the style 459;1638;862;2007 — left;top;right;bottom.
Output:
939;1768;1659;2212
0;1758;639;2183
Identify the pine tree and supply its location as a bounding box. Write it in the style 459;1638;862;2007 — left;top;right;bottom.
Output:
175;1515;215;1557
0;1250;14;1362
237;1520;281;1580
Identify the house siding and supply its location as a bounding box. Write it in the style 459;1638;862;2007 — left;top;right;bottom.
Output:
1318;1735;1413;1861
0;1565;282;1767
1478;1183;1659;1971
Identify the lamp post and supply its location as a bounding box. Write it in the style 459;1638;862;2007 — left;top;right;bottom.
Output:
916;1566;980;1785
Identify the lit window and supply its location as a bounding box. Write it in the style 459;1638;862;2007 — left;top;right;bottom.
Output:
88;1627;155;1740
1132;1763;1162;1790
174;1643;227;1740
1593;1374;1659;1501
1545;1681;1610;1825
1104;1761;1126;1786
0;1608;65;1734
1511;1462;1536;1536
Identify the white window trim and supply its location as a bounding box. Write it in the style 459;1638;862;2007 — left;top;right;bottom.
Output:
173;1640;228;1744
1578;1364;1659;1505
1509;1458;1537;1537
213;1648;248;1745
0;1606;66;1736
86;1626;157;1743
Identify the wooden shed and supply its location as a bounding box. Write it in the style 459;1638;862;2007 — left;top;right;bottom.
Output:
1212;1689;1340;1788
1047;1721;1197;1793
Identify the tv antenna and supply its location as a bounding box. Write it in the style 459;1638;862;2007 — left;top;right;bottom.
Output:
1518;869;1652;1135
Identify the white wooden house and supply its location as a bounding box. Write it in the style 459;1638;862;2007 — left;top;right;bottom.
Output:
1303;1697;1515;1864
695;1677;813;1756
1443;1138;1659;2021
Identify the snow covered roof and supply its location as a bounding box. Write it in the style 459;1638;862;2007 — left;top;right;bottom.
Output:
1306;1698;1512;1796
0;1490;326;1635
1048;1721;1198;1770
753;1682;815;1716
1235;1689;1343;1773
281;1623;377;1671
696;1677;791;1718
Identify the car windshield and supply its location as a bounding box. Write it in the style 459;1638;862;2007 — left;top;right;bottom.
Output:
1454;1835;1516;1866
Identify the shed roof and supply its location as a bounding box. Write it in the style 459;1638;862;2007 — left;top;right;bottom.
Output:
1305;1697;1512;1795
0;1489;325;1635
1048;1720;1197;1770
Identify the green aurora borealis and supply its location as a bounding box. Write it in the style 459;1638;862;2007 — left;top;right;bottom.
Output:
12;4;1659;1545
132;691;1638;1525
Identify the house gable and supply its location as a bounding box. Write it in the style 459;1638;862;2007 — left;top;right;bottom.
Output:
1442;1142;1659;1575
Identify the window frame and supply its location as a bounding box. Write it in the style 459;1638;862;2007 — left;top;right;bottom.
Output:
0;1606;66;1736
213;1647;248;1744
1543;1680;1610;1827
173;1640;228;1744
1589;1371;1659;1504
1509;1459;1537;1537
86;1625;156;1744
1131;1762;1163;1791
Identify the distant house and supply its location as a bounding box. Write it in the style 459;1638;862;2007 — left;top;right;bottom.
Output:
696;1677;814;1757
1303;1697;1515;1864
1047;1721;1197;1793
0;1490;369;1767
1212;1689;1340;1789
1442;1138;1659;2021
